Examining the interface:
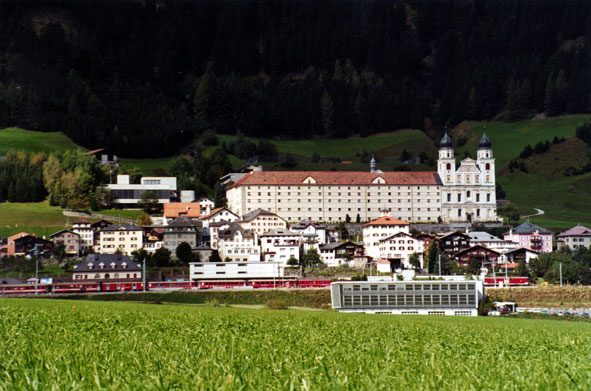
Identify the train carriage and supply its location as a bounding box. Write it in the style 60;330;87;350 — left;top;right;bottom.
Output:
0;284;51;295
148;281;194;290
52;282;101;293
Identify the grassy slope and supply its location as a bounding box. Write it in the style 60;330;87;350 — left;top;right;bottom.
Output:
0;127;84;155
0;202;145;238
2;299;591;390
0;201;69;238
216;129;432;158
458;115;591;168
451;115;591;231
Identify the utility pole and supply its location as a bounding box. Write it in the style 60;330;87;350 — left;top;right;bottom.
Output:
35;247;39;295
559;263;563;287
438;252;441;276
143;257;146;292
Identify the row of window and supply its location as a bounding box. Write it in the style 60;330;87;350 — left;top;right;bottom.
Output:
102;237;139;241
346;283;475;291
246;186;436;191
251;198;440;204
446;192;492;203
341;294;476;308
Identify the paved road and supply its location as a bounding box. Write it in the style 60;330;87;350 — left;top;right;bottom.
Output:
522;208;544;219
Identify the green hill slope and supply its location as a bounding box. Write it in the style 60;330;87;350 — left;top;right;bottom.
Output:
0;127;84;155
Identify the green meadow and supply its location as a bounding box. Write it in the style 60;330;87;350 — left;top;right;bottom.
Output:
1;299;591;390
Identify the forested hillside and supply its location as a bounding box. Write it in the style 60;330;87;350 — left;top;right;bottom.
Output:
2;0;591;157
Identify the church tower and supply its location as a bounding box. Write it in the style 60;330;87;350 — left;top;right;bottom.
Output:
476;132;495;186
437;132;455;185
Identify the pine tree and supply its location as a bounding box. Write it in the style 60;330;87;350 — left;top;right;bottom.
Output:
320;90;334;136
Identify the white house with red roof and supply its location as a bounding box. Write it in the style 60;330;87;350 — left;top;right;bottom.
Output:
557;225;591;250
362;213;410;260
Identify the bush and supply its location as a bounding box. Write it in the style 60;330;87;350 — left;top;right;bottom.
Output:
265;300;288;310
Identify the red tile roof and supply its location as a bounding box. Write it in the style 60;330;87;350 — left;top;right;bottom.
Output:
164;202;201;218
7;232;33;241
362;216;409;227
229;171;441;188
85;148;105;155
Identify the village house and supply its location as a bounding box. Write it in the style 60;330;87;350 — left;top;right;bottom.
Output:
50;229;81;256
557;225;591;250
319;241;365;267
454;245;501;268
504;222;553;253
72;219;94;251
362;213;410;260
1;233;53;258
163;217;203;252
163;202;202;225
217;223;261;262
237;208;287;236
500;247;540;265
260;229;301;264
468;231;517;252
377;232;424;269
72;254;142;280
97;224;143;255
436;231;471;255
289;220;332;252
143;228;164;254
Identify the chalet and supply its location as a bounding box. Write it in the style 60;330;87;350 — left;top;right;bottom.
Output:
436;231;470;255
319;241;365;267
1;233;53;258
454;245;501;268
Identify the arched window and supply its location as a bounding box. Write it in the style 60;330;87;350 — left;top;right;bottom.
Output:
485;163;490;170
446;163;451;170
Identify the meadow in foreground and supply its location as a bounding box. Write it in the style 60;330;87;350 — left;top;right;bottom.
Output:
1;299;590;390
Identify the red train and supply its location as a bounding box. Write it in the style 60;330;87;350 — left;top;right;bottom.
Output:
0;279;333;295
484;277;529;287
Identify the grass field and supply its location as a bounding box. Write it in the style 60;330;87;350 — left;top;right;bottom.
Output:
0;127;84;155
490;286;591;308
0;201;69;238
2;299;591;390
0;201;145;238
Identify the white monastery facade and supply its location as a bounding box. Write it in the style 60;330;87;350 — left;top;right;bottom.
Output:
226;133;498;224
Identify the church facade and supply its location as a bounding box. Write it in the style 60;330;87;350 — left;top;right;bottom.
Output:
226;134;497;224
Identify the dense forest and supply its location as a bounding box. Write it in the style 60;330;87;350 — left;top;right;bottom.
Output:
2;0;591;157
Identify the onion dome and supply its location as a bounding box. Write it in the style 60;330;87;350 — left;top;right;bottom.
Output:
439;132;453;149
478;132;491;149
